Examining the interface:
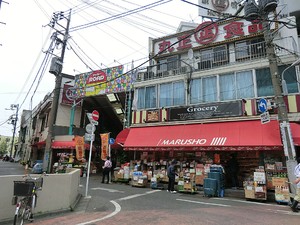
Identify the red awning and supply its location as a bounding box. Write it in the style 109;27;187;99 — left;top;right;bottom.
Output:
291;123;300;146
111;128;130;149
123;120;283;151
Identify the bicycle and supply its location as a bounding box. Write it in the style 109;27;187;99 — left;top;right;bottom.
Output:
12;172;46;225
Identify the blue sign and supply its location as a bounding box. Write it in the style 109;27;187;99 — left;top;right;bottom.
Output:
258;98;267;113
109;138;115;145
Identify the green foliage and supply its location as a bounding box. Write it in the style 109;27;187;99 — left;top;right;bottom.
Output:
0;139;8;156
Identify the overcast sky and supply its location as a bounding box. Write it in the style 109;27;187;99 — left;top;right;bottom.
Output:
0;0;202;136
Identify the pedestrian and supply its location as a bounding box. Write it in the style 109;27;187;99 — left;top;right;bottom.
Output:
227;153;239;189
167;159;177;193
291;157;300;212
102;156;112;184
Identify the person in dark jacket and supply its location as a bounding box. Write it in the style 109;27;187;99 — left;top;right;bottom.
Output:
167;159;177;193
102;156;112;184
227;154;239;189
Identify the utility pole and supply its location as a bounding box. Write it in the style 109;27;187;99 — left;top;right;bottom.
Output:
263;17;297;192
244;0;297;193
7;104;19;158
43;10;71;173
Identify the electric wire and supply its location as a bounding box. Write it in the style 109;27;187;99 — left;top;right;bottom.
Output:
70;0;172;32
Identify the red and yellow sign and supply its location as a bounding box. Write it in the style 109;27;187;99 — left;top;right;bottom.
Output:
75;136;85;160
100;133;109;160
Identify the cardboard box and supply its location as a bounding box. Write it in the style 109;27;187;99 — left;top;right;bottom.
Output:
245;189;255;199
184;183;192;189
272;177;288;187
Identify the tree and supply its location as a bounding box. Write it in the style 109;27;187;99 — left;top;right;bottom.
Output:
0;139;8;156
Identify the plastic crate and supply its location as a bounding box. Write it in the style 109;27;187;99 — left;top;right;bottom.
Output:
26;177;43;189
13;181;34;196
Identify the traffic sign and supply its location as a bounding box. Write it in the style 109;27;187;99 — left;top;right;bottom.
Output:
85;123;95;134
84;133;95;141
87;113;93;122
258;98;268;113
260;111;270;124
90;120;98;126
109;138;115;145
92;110;99;121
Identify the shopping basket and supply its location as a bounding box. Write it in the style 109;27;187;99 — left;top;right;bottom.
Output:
13;181;35;196
25;177;44;190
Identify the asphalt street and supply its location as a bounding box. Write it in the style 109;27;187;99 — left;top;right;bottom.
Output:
1;161;300;225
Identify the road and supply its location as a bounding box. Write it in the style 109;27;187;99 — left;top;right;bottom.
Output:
1;161;299;225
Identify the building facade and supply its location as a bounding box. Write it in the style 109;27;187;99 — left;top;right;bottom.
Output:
122;5;300;188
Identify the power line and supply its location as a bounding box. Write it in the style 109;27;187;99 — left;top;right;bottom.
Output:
70;0;172;32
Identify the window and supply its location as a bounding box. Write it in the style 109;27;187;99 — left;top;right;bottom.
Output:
279;65;299;94
190;76;217;103
236;70;255;99
191;70;254;103
191;79;202;104
159;81;185;108
220;73;236;101
145;86;157;109
213;45;228;64
235;38;265;60
159;83;172;107
198;49;213;70
157;56;179;72
137;86;157;109
256;68;274;97
203;76;217;102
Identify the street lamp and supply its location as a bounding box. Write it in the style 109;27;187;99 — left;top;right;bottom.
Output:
281;58;300;95
244;0;298;193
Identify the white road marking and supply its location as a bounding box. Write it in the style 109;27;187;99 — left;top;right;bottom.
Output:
76;189;161;224
215;197;287;207
91;187;124;193
117;189;161;201
177;198;231;207
76;200;121;225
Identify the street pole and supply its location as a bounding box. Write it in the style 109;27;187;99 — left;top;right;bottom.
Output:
261;15;297;193
43;10;71;173
9;104;19;158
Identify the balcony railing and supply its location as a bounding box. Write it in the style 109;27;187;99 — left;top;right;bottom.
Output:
136;37;296;82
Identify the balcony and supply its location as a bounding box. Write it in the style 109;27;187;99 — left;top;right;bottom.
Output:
136;36;296;82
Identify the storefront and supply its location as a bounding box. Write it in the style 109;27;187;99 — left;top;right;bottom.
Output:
122;119;289;190
31;136;96;174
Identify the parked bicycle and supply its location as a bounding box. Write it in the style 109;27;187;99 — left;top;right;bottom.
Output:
12;172;46;225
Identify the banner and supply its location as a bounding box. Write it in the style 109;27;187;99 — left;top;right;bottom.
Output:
75;136;85;160
100;133;109;160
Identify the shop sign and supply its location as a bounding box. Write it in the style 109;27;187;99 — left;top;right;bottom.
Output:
100;133;109;160
75;136;85;160
198;0;240;19
61;84;82;106
154;18;274;55
146;110;159;122
169;101;242;121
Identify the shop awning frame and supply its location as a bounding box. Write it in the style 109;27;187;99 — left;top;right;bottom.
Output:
123;120;283;151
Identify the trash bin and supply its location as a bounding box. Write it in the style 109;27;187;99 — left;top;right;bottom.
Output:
204;178;217;197
208;172;225;197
